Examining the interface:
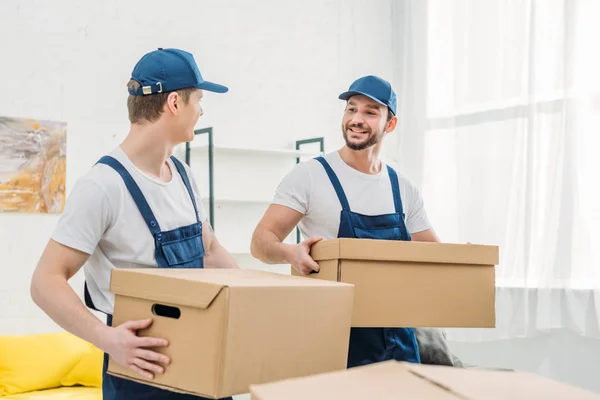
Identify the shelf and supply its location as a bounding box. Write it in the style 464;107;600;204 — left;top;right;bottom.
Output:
185;131;323;246
189;143;323;158
201;197;272;206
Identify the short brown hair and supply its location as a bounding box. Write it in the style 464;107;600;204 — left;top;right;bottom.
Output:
387;109;394;122
126;80;195;123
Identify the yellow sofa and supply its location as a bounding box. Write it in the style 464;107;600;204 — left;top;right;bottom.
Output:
0;332;102;399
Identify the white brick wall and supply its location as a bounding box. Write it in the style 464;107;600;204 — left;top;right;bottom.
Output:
0;0;397;336
0;214;61;334
0;212;103;334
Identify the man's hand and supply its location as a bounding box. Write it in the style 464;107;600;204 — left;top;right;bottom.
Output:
287;236;323;275
102;318;170;380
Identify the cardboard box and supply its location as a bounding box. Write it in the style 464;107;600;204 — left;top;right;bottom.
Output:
107;268;354;399
250;360;600;400
292;238;498;327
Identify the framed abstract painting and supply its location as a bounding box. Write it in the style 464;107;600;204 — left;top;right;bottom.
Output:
0;116;66;213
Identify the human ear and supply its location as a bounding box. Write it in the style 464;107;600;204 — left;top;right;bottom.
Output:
385;115;398;133
166;92;179;114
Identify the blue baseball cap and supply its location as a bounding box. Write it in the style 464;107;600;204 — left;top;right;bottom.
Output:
338;75;396;115
128;48;228;96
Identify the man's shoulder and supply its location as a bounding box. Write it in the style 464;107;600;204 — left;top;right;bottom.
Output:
383;162;422;198
298;151;338;172
319;150;339;162
394;169;417;188
74;150;128;196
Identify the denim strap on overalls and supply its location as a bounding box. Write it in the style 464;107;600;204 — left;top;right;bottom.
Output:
95;155;204;271
315;156;420;368
84;156;206;311
88;156;226;400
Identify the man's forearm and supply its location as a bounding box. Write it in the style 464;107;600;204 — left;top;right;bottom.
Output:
411;228;440;242
250;228;294;265
31;272;110;351
204;241;239;269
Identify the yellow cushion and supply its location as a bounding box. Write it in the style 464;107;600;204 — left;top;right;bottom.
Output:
0;332;90;396
60;343;103;388
2;387;101;399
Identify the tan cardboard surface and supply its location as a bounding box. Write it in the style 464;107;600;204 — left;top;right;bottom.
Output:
296;238;498;327
406;363;600;400
342;260;495;327
108;268;355;398
250;360;457;400
250;361;600;400
108;291;228;396
109;267;225;308
310;238;499;265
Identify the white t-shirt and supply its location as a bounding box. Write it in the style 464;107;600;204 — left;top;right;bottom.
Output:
272;151;432;240
51;146;208;314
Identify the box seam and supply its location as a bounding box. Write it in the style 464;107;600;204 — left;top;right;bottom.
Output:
106;371;211;398
337;239;498;265
408;369;472;400
214;288;229;397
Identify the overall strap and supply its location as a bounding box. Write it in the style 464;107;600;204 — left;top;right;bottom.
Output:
386;165;404;215
96;156;162;235
170;156;200;223
315;156;351;211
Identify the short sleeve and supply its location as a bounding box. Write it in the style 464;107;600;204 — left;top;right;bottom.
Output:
188;169;209;223
271;162;311;215
51;178;114;255
404;183;432;234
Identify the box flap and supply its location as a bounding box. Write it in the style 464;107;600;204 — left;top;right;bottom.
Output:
110;268;352;309
311;239;499;266
110;268;225;309
176;268;352;288
251;362;600;400
250;361;460;400
405;363;600;400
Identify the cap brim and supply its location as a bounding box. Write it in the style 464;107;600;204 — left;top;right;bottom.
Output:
196;81;229;93
339;90;386;107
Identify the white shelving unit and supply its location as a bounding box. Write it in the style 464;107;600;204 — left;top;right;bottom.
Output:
190;143;321;158
183;129;325;274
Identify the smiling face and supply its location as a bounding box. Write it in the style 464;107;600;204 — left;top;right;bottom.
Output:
341;94;395;151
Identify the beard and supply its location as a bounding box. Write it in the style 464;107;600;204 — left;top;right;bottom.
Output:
342;122;383;151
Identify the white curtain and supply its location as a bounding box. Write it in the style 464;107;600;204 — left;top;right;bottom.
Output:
390;0;600;341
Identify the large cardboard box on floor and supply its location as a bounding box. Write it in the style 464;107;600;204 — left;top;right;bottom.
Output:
292;238;498;327
107;268;354;399
250;360;600;400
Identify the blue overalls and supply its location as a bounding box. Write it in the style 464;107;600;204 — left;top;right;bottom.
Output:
315;157;421;368
84;155;232;400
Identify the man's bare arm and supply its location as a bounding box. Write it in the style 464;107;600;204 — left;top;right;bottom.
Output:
411;228;440;242
251;204;322;274
250;205;301;264
30;239;170;380
202;221;239;269
31;240;111;345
